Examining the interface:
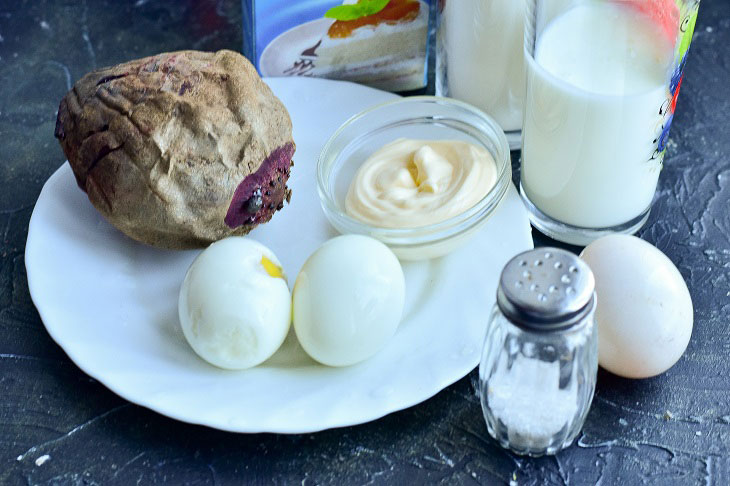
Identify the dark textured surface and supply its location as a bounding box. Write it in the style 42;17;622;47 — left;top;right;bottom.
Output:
1;1;729;484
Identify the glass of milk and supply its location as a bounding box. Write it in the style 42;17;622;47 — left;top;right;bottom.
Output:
436;0;527;149
520;0;700;245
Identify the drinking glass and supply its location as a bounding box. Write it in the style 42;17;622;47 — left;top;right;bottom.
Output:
436;0;527;149
520;0;700;245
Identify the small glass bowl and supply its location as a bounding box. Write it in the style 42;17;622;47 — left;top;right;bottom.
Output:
317;96;511;260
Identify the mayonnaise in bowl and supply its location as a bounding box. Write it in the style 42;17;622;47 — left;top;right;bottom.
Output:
317;96;512;260
345;138;498;228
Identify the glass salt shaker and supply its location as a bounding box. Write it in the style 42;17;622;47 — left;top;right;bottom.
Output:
480;248;598;456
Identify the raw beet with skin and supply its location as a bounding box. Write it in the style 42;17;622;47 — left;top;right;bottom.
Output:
54;49;295;249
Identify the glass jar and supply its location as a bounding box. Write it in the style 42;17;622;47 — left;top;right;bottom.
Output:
435;0;527;149
479;248;598;456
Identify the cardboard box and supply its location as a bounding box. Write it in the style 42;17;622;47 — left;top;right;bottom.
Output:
243;0;433;92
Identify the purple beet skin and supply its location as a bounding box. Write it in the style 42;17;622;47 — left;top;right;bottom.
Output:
224;143;295;228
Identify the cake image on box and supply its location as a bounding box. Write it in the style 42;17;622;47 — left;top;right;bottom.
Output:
258;0;429;92
309;0;429;91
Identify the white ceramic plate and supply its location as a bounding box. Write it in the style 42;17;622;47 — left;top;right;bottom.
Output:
26;77;533;433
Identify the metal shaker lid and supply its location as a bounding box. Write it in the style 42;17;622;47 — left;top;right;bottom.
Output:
497;247;595;331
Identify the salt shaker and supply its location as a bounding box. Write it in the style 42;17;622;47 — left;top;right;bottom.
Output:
479;248;598;456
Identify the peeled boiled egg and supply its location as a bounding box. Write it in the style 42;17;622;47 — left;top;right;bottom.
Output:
580;235;693;379
292;235;405;367
178;237;290;370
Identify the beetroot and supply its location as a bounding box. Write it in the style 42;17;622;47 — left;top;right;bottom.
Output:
55;50;295;249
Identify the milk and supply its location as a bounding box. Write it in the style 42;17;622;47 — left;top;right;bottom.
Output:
438;0;526;133
521;2;674;228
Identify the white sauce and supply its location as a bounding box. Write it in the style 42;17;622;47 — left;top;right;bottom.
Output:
345;138;497;228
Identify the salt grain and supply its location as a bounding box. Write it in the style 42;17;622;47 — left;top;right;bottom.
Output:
487;354;578;447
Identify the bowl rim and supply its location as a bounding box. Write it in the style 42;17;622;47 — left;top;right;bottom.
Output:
316;95;512;241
